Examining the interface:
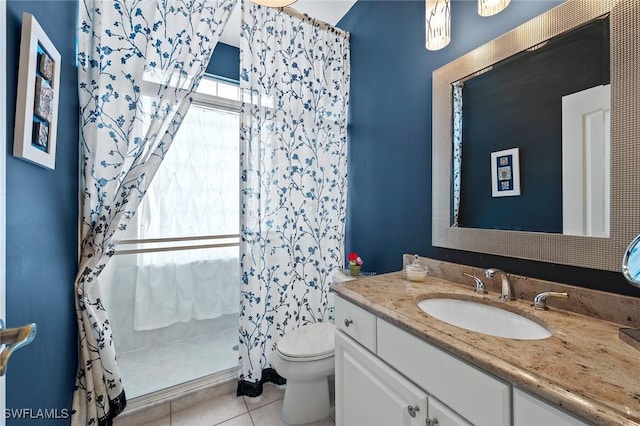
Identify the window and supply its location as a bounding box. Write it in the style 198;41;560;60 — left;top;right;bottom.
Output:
118;76;241;331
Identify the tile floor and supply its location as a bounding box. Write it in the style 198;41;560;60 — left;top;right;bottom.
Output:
118;326;239;398
117;382;335;426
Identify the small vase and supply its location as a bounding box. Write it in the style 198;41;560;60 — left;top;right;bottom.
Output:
349;265;361;276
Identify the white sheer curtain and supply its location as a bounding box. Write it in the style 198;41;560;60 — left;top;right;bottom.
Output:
132;105;240;330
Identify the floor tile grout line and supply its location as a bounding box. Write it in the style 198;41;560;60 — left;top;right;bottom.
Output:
212;411;254;426
246;406;256;426
242;394;250;411
241;393;251;420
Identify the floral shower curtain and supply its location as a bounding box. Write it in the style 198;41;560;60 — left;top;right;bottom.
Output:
74;1;236;424
238;0;351;396
452;82;463;227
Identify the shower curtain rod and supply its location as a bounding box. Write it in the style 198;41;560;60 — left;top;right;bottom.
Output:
281;6;350;40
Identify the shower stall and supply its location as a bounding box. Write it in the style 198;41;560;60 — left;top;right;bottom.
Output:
100;78;242;398
101;245;239;398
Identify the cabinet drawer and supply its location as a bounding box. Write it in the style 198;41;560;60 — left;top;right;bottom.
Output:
377;319;510;426
335;296;377;352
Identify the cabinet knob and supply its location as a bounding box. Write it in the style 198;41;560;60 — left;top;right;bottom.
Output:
407;405;419;418
344;319;354;327
426;418;439;426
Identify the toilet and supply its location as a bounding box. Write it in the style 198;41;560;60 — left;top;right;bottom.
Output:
274;322;337;425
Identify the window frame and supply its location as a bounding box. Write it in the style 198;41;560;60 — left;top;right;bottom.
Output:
115;75;242;256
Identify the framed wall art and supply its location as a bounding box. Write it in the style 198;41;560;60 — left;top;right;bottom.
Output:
491;147;521;197
13;12;61;170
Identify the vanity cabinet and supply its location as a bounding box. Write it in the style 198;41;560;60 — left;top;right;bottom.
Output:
513;388;591;426
335;296;481;426
335;331;471;426
334;295;590;426
335;330;428;426
377;319;510;425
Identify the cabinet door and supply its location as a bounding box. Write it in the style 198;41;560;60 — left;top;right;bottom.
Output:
514;389;591;426
335;330;428;426
377;319;510;426
428;397;472;426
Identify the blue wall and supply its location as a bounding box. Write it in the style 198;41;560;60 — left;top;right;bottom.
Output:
338;0;637;297
207;42;240;82
5;1;79;422
4;2;240;420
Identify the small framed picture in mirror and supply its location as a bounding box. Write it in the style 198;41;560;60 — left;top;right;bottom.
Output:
491;148;520;197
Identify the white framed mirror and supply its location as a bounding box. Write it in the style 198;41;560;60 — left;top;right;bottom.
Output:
432;0;640;272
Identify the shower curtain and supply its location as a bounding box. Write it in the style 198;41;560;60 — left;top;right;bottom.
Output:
74;1;236;424
238;0;351;397
452;82;463;227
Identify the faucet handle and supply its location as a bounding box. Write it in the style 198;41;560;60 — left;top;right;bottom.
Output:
532;292;568;310
485;268;502;278
462;272;487;294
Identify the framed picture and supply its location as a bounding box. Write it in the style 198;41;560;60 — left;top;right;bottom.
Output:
491;148;521;197
13;13;61;170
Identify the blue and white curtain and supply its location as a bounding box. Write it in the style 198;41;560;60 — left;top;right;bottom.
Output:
238;0;350;396
75;1;236;424
452;82;463;227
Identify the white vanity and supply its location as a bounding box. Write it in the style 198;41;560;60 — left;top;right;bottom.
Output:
335;264;640;426
334;295;590;426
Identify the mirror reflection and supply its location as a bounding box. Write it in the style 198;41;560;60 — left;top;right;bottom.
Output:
623;234;640;288
453;16;610;237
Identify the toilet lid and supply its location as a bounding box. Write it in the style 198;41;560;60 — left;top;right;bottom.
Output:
277;322;336;359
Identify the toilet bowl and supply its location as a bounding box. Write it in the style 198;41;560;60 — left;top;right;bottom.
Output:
274;322;336;425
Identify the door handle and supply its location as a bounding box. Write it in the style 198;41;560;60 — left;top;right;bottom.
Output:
0;319;37;376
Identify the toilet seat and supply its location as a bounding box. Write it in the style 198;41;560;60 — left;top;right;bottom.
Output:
276;322;336;362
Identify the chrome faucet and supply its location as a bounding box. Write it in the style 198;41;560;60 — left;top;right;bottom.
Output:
532;291;568;310
462;272;487;294
485;268;515;301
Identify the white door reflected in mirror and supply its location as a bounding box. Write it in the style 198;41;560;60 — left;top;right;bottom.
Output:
562;84;611;237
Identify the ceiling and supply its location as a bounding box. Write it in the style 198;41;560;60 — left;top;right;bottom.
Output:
219;0;357;47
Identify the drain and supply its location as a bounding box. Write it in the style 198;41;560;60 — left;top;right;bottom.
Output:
232;344;239;351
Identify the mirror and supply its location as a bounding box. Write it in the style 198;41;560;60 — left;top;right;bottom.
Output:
622;234;640;287
620;233;640;350
432;0;640;271
455;17;610;236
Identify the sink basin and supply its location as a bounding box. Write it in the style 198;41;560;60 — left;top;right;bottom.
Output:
418;298;552;340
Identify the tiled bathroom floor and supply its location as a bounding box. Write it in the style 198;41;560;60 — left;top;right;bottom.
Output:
116;383;335;426
174;384;334;426
118;326;239;398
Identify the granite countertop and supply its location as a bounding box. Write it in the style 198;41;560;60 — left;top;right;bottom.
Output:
332;272;640;426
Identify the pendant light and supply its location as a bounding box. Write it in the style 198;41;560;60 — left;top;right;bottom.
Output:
478;0;510;17
250;0;297;7
425;0;451;51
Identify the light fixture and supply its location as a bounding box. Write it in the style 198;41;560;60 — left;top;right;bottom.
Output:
250;0;297;7
478;0;510;17
425;0;450;51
